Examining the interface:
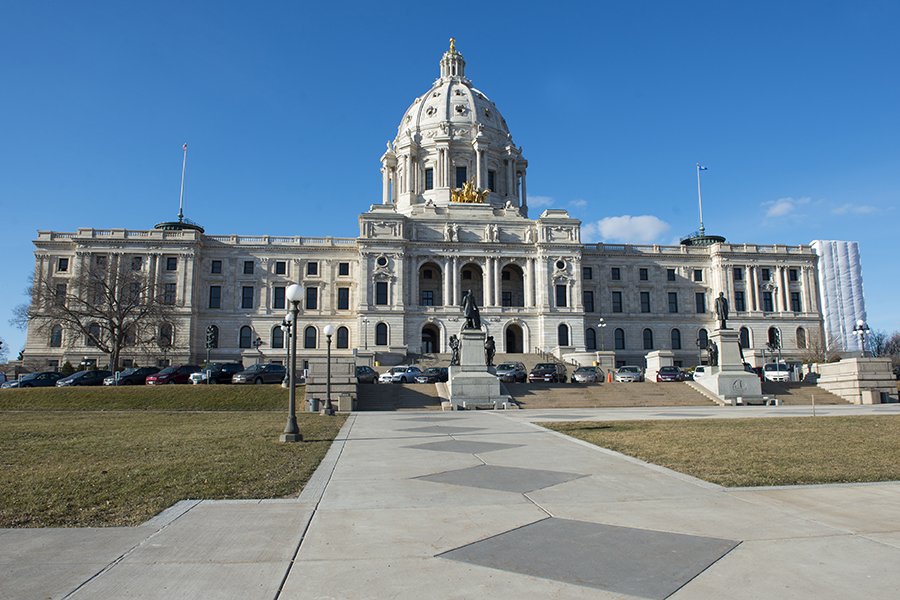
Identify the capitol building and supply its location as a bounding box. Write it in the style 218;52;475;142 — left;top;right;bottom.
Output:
23;42;863;372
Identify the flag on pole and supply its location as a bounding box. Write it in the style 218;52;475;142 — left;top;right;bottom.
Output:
698;164;708;171
183;143;188;151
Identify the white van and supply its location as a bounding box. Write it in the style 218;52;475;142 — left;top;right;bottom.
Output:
764;363;791;382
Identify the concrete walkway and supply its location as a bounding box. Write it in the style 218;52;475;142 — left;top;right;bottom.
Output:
3;406;900;599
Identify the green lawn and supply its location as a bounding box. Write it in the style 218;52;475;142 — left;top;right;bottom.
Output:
543;415;900;487
0;386;344;528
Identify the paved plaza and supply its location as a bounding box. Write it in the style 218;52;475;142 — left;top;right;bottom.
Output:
3;405;900;599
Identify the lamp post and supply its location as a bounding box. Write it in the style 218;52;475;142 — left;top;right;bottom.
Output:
280;313;293;387
597;318;607;351
362;317;370;350
323;324;335;416
253;336;263;364
281;284;303;442
853;319;870;357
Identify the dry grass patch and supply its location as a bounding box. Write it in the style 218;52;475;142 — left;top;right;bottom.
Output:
543;415;900;487
0;410;344;528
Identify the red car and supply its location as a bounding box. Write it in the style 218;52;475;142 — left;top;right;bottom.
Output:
145;364;201;385
656;366;685;382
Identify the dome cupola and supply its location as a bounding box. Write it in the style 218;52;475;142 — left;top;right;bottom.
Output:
380;39;529;215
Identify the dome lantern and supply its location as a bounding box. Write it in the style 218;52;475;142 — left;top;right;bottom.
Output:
439;37;466;80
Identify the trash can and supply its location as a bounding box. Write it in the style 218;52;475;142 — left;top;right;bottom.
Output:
308;398;320;412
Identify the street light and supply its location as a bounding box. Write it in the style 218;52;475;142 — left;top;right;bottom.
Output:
362;317;370;350
281;283;303;442
854;319;870;357
597;318;607;351
280;313;293;387
323;324;335;416
253;336;263;364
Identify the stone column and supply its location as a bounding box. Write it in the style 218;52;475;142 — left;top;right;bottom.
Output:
521;170;527;212
483;258;493;307
410;258;419;306
494;258;502;307
524;258;534;307
475;148;483;189
381;167;390;204
452;256;460;306
749;266;758;311
443;258;452;306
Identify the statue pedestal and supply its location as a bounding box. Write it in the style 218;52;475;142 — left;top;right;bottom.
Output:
448;329;505;409
695;329;763;404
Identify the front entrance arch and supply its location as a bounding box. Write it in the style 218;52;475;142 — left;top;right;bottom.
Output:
505;323;523;353
421;324;439;354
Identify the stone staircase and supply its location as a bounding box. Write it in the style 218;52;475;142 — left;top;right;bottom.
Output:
760;381;849;405
504;381;716;409
356;383;443;411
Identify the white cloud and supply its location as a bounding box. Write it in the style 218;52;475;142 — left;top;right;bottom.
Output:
832;203;877;215
569;198;588;209
584;215;671;244
762;196;810;219
528;195;554;208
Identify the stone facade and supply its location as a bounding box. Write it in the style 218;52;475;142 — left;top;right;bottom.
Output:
22;44;843;373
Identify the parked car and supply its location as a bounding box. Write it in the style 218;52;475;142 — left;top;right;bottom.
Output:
763;362;791;382
691;366;708;380
528;362;567;383
415;367;449;383
232;363;286;384
656;366;685;382
146;365;201;385
495;362;527;383
572;366;603;383
189;363;244;385
104;367;160;386
614;366;644;383
391;366;423;383
379;366;411;383
355;365;379;384
0;372;6;385
3;371;62;388
56;369;113;387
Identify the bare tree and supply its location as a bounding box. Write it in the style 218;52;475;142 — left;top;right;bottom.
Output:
884;331;900;358
866;329;888;357
22;260;176;372
799;328;841;365
0;336;7;363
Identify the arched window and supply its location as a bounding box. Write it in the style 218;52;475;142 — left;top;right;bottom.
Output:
272;326;284;349
375;322;388;346
558;324;570;346
643;328;654;350
336;326;349;349
796;327;807;349
585;328;596;351
239;326;252;349
698;328;708;349
768;327;780;348
159;323;174;349
614;328;625;350
50;325;63;348
740;327;750;349
304;326;317;349
671;328;681;350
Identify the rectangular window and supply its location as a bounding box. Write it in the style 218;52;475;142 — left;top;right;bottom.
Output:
639;268;648;281
275;261;286;275
211;260;222;274
555;284;567;307
488;170;496;191
273;286;285;310
668;292;678;313
761;268;771;281
338;287;350;310
338;262;350;276
762;291;774;312
242;286;254;309
307;262;318;276
57;257;69;272
733;267;743;281
455;166;467;188
583;291;595;312
789;268;799;282
95;255;107;269
582;266;592;280
420;290;433;306
640;291;651;313
502;291;513;307
55;283;67;305
611;267;621;281
131;256;142;271
695;292;706;314
693;269;703;282
735;291;746;312
425;168;434;190
667;268;676;281
375;281;388;305
208;286;221;309
166;257;177;271
243;260;254;275
790;291;802;312
163;283;176;305
305;287;318;310
612;291;623;313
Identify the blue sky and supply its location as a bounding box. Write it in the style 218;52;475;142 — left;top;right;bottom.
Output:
1;1;898;356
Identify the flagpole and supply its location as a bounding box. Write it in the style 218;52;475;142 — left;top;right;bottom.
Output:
696;162;705;236
178;143;187;223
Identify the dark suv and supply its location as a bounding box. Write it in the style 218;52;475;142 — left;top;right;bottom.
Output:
528;362;567;383
355;365;379;384
104;367;160;386
56;370;113;387
145;365;201;385
191;363;244;384
232;363;286;384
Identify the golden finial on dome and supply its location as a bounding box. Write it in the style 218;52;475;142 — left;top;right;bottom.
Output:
449;37;456;54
